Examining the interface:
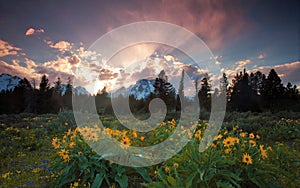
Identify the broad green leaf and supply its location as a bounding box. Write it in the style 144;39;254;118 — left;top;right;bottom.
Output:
115;174;128;188
92;173;104;188
134;167;152;182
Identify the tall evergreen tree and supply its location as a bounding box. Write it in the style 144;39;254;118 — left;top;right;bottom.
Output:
230;69;256;111
39;75;50;93
153;70;176;112
37;74;52;113
52;77;63;112
64;77;73;110
176;70;184;111
261;69;285;109
198;74;211;110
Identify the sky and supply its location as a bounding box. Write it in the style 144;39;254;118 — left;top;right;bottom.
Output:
0;0;299;94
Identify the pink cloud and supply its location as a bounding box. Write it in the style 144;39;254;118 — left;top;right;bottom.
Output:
222;60;300;87
256;61;300;85
0;39;24;57
25;27;44;36
99;0;248;50
0;59;38;80
46;40;72;54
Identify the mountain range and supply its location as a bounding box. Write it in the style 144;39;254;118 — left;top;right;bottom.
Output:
0;73;89;96
0;74;157;99
111;79;155;100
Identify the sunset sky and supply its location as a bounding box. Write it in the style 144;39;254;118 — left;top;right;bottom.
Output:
0;0;299;93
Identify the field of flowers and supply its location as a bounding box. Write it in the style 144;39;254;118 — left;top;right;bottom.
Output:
0;112;299;187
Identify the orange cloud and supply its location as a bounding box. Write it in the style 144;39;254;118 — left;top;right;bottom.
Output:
256;61;300;85
46;40;72;54
0;39;24;57
25;27;44;36
0;59;38;80
235;59;251;71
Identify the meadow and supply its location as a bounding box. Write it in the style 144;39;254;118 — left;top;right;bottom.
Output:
0;111;299;187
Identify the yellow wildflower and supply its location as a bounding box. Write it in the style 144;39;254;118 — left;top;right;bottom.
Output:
58;149;70;162
240;132;246;137
194;130;202;139
224;148;231;154
160;122;166;127
52;137;60;149
214;134;223;141
249;133;255;139
73;182;79;187
2;172;10;179
249;140;256;147
223;137;235;147
242;153;253;165
140;136;145;141
132;130;138;138
80;126;92;137
70;141;76;148
259;145;268;159
268;146;273;152
66;128;72;136
122;131;127;138
173;163;179;168
121;136;131;147
90;132;99;141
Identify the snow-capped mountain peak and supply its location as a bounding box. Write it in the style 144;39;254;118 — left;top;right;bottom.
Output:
57;84;90;96
0;73;22;92
129;79;155;100
111;79;155;100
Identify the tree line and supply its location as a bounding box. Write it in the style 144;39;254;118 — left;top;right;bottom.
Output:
127;68;299;114
0;67;299;114
0;75;75;114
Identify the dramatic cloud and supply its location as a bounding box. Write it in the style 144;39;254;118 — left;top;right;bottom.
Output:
0;59;37;80
98;68;118;80
25;27;45;36
100;0;248;50
255;61;300;85
0;39;24;57
221;60;300;87
235;59;251;71
45;40;72;54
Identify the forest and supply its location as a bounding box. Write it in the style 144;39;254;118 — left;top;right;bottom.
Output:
0;68;299;115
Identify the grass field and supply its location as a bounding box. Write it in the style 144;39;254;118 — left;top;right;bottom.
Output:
0;111;299;187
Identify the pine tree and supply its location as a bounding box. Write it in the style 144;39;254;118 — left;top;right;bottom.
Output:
220;72;229;101
230;69;255;111
37;74;52;113
198;74;211;110
263;69;284;99
51;77;63;112
153;70;176;112
39;75;50;93
64;77;73;110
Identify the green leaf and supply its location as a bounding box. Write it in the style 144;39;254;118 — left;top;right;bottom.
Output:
115;174;128;188
185;171;197;188
134;167;152;182
92;173;104;188
167;175;177;186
